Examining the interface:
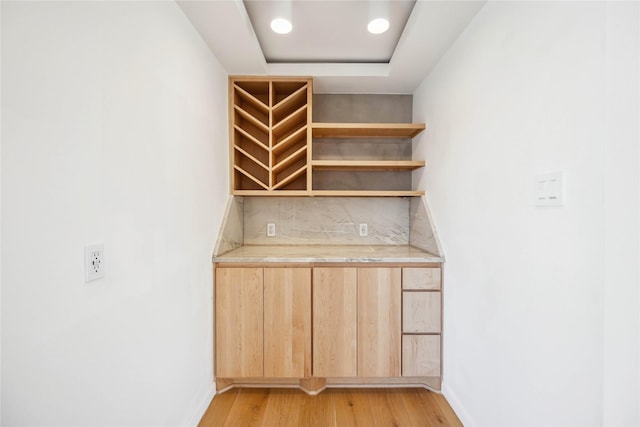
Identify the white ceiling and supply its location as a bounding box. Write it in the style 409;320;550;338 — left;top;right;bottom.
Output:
244;1;416;63
177;0;486;94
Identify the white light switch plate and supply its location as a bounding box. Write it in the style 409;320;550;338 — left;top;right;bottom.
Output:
535;171;565;206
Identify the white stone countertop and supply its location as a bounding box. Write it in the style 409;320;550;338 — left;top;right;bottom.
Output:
214;245;443;264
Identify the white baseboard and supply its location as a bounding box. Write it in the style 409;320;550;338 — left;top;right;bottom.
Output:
442;381;475;426
185;382;217;427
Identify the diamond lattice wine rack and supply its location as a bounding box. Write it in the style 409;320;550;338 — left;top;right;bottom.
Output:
230;77;312;195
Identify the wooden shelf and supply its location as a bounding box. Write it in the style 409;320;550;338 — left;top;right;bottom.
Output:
311;160;425;171
311;190;425;197
312;123;426;139
232;190;311;197
231;190;424;197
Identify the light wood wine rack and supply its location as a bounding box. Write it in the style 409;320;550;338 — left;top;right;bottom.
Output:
230;77;312;195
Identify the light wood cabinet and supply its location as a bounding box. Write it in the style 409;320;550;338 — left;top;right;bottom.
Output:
403;267;441;290
313;267;402;378
215;263;442;393
402;335;441;377
215;267;263;378
357;268;401;377
402;292;441;333
312;267;358;377
264;268;311;378
400;267;442;381
215;266;311;379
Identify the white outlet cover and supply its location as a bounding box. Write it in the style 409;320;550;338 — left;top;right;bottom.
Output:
267;223;276;237
359;223;368;237
85;243;105;282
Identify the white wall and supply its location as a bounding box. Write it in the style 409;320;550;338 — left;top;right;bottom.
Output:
1;1;228;425
413;1;639;425
602;3;640;424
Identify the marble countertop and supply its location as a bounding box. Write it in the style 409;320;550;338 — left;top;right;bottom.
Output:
214;245;443;264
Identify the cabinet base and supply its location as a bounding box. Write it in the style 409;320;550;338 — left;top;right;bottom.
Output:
215;376;441;396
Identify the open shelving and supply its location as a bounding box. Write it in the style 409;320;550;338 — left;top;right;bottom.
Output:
310;121;426;196
229;77;428;197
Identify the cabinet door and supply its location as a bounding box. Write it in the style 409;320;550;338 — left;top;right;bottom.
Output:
357;268;401;377
313;267;357;377
402;267;441;290
215;268;263;378
402;335;441;377
263;268;311;378
402;292;441;333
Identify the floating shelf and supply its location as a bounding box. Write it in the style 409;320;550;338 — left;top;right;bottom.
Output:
312;123;426;139
311;190;425;197
312;160;425;171
231;190;424;197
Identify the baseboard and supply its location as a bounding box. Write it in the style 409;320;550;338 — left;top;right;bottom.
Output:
442;381;475;426
185;381;216;427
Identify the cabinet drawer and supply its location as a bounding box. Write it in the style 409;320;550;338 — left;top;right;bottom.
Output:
402;292;441;333
402;335;440;377
402;267;441;290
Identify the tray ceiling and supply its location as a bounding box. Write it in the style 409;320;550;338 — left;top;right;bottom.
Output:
243;0;416;64
177;0;486;93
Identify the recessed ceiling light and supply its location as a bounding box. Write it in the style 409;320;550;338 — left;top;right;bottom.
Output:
368;18;389;34
271;18;292;34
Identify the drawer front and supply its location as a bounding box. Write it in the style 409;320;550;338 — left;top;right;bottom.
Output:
402;335;441;377
402;292;441;333
402;267;441;290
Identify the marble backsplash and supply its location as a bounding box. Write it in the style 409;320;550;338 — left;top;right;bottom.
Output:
409;196;442;256
213;196;244;256
243;197;410;245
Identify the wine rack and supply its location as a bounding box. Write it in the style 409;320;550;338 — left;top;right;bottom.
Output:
230;77;312;194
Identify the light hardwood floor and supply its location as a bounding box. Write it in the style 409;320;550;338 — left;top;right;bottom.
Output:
198;388;463;426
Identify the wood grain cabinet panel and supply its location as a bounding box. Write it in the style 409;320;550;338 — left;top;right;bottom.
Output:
215;267;264;378
313;267;358;377
402;267;441;290
357;268;401;377
402;292;441;333
263;268;311;378
214;261;443;392
402;335;441;377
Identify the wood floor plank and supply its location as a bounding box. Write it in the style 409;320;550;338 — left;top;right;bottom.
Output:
428;391;464;427
198;390;237;427
221;389;270;427
298;388;336;427
333;389;376;426
367;388;414;427
400;388;455;426
198;387;461;427
260;389;307;426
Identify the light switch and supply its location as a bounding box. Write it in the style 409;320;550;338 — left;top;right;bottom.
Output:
535;171;565;207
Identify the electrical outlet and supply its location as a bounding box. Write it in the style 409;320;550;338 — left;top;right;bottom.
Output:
267;223;276;237
359;223;368;237
85;243;105;282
